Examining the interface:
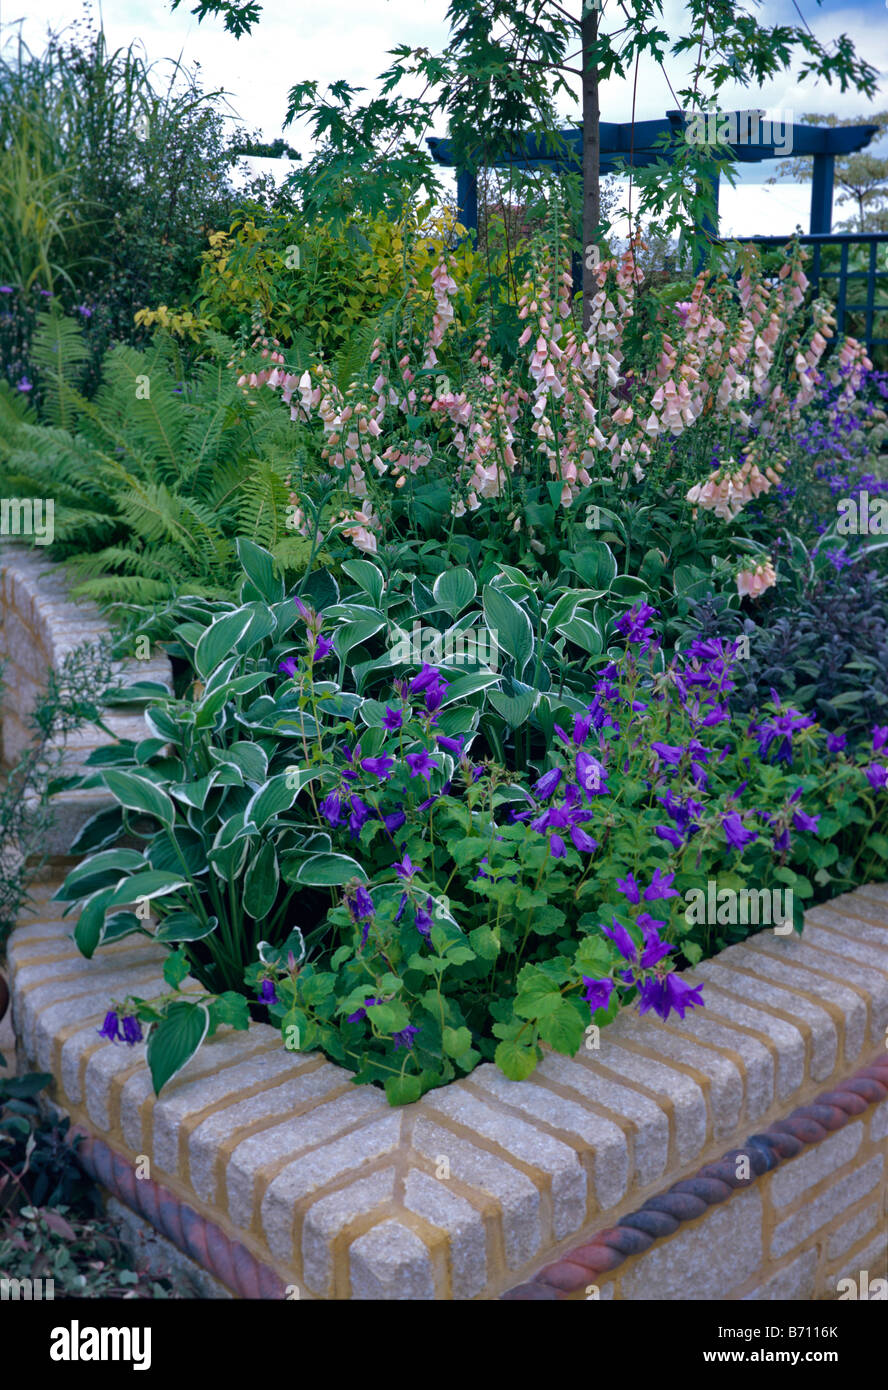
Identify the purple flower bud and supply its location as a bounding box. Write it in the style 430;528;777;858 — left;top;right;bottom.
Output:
533;767;563;799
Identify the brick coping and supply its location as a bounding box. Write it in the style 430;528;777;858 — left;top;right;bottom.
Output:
8;881;888;1299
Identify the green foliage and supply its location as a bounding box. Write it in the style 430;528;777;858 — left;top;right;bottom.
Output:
0;637;116;951
0;1053;185;1296
0;320;305;606
55;543;888;1102
0;14;272;398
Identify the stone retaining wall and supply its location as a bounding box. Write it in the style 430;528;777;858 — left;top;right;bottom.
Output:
7;880;888;1299
0;546;172;852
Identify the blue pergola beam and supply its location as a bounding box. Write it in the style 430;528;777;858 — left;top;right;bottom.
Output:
431;113;880;238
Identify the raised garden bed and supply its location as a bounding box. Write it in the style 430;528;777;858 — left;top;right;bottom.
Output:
3;550;888;1301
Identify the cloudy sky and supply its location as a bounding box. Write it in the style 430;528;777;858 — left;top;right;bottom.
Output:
3;0;887;236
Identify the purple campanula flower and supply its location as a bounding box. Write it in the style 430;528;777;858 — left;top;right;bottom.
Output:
865;764;888;791
383;706;403;731
826;733;847;754
873;725;888;753
569;825;598;853
320;791;343;826
409;663;440;693
424;680;448;714
601;917;638;964
278;656;298;678
121;1014;143;1045
533;767;562;799
773;826;791;852
347;995;381;1023
98;1009;121;1042
614;601;659;651
651;741;684;767
655;823;684;849
581;977;614;1017
549;833;567;858
392;1025;419;1050
312;633;333;662
395;892;408;922
576;750;607;796
16;377;32;392
383;808;406;833
644;869;678;901
414;897;434;937
637;973;705;1021
792;809;820;834
436;734;464;755
348;795;373;836
346;884;375;922
294;595;312;621
572;712;593;745
723;811;757;851
0;286;13;293
395;853;417;880
405;750;439;779
75;304;93;318
258;979;278;1006
361;754;395;779
616;873;641;905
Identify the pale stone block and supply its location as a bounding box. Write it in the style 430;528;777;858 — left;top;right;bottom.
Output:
257;1115;403;1258
768;1123;864;1208
302;1168;398;1295
578;1038;709;1158
188;1061;348;1203
824;1233;888;1297
151;1047;317;1176
745;932;888;1046
694;958;837;1079
349;1220;436;1300
411;1117;541;1269
419;1081;586;1239
118;1030;279;1154
470;1067;629;1210
723;938;868;1060
619;1189;763;1300
870;1098;888;1143
771;1156;883;1258
742;1248;818;1301
827;1202;881;1261
536;1052;670;1187
402;1168;489;1300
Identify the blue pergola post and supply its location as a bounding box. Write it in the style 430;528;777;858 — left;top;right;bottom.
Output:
810;152;835;234
694;169;720;271
456;168;478;240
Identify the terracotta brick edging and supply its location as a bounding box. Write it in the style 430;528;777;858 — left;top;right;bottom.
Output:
67;1126;286;1299
503;1052;888;1300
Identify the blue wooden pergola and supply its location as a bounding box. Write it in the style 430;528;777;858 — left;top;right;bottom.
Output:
427;110;881;240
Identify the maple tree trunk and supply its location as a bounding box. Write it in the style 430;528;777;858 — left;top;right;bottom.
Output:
581;6;600;332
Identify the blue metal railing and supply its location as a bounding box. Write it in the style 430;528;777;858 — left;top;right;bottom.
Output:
740;233;888;356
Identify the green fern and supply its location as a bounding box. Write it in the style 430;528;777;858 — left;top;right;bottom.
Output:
28;310;90;430
0;319;303;610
